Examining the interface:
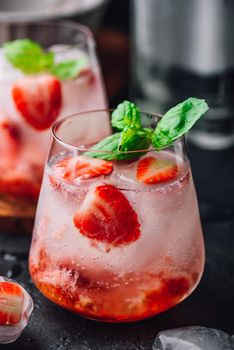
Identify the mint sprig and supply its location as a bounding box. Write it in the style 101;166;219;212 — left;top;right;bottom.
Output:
111;100;141;130
4;39;54;74
86;98;209;161
152;97;209;150
86;130;150;160
4;39;88;80
86;101;151;160
86;100;152;160
50;57;88;81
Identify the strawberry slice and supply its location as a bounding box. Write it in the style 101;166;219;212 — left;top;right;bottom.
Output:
12;74;62;130
0;282;24;326
0;174;41;199
0;162;42;199
73;184;140;247
52;156;113;182
77;67;94;83
137;156;178;184
0;120;21;158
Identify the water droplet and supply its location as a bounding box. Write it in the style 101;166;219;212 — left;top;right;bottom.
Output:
2;253;17;261
6;264;22;278
1;251;27;262
27;337;34;343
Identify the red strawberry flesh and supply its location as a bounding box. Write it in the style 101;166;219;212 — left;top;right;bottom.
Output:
137;156;178;184
73;184;140;247
0;282;24;326
12;74;62;130
0;174;41;199
52;156;113;182
0;120;21;158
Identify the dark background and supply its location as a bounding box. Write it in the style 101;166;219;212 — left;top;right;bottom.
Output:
0;1;234;349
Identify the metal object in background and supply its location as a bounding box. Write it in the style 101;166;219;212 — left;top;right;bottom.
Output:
131;0;234;150
0;0;109;31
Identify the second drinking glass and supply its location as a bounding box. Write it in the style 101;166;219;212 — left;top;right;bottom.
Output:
0;21;107;201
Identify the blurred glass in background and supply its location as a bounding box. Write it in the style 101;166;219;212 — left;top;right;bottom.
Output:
131;0;234;150
131;0;234;219
0;0;109;32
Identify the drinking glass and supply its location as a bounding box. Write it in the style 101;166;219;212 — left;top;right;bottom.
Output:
29;110;205;322
0;21;106;201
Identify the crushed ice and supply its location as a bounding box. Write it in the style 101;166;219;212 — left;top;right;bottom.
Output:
153;326;234;350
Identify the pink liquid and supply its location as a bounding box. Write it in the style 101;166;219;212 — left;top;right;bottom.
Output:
0;47;107;200
29;151;205;322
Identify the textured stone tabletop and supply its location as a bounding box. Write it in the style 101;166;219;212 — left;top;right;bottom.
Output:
0;216;234;349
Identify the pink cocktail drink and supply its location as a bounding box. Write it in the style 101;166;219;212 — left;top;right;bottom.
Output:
29;109;205;322
0;22;107;201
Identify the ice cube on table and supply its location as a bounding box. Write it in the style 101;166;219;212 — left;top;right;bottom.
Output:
0;277;33;344
153;326;234;350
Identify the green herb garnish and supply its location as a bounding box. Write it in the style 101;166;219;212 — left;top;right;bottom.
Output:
152;97;209;150
111;100;141;130
4;39;54;74
86;129;150;160
86;98;209;161
86;101;151;160
50;58;88;81
3;39;88;80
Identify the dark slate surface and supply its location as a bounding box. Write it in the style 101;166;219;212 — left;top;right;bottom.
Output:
0;144;234;350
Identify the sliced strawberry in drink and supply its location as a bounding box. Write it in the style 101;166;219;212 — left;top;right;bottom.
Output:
0;120;21;158
0;163;42;199
52;156;113;182
0;282;24;326
73;184;140;247
12;74;62;130
136;156;178;184
0;175;41;199
77;67;94;82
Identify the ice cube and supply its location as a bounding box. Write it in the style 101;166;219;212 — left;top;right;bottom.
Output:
0;277;34;344
153;326;234;350
0;48;23;82
49;44;90;66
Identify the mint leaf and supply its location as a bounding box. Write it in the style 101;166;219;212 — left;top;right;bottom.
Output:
3;38;90;80
118;126;151;151
86;130;150;160
87;101;152;160
4;39;54;74
85;133;121;160
51;58;88;80
86;98;208;161
152;97;209;150
111;100;141;130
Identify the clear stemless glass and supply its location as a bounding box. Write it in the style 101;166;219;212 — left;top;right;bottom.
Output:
0;21;106;201
29;110;205;322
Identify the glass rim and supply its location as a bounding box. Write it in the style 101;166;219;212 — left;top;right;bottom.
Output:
0;20;94;50
52;109;185;154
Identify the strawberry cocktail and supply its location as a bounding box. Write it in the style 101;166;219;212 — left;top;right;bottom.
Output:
29;99;208;322
0;22;106;201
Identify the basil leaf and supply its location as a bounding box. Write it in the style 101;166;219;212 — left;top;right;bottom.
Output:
152;97;209;150
118;126;151;151
85;133;121;160
87;98;208;161
111;100;141;130
86;130;150;161
51;58;88;80
4;39;54;74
